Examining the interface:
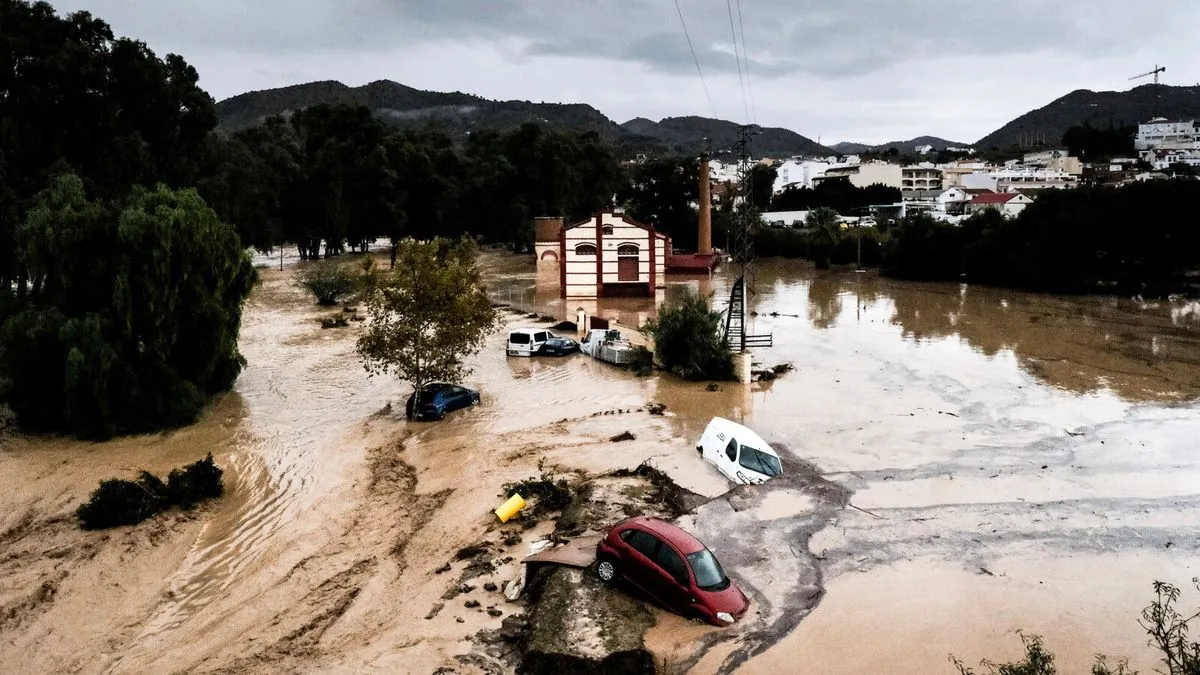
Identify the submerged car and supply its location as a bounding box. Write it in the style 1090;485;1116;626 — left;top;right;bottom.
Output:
697;417;783;485
507;328;550;357
405;383;481;421
595;516;749;626
536;333;579;356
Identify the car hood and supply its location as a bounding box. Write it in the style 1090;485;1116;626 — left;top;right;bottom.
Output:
698;579;750;618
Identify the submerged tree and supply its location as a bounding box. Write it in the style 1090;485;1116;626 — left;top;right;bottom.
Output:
644;289;734;381
0;174;256;438
806;207;842;270
356;237;499;409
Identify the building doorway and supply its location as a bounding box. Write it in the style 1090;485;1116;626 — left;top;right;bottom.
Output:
617;244;639;282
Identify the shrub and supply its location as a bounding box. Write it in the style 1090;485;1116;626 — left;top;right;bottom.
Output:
76;455;225;529
644;290;734;381
77;471;168;530
295;259;363;305
166;453;224;509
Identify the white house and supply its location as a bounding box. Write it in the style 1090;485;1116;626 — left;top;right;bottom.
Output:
969;192;1032;217
560;212;670;299
935;187;972;216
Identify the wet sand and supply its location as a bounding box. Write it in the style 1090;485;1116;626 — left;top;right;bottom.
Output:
1;251;1198;673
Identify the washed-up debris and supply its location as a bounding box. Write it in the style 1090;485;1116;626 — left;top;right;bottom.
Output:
488;607;503;617
465;599;480;608
521;535;603;569
706;383;721;392
456;544;490;560
321;316;349;329
551;321;577;332
495;494;526;523
772;363;796;374
435;562;452;574
484;582;498;592
646;402;666;415
610;431;636;443
425;602;444;619
342;305;359;313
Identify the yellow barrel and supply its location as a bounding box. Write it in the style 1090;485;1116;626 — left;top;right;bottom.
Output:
494;493;526;523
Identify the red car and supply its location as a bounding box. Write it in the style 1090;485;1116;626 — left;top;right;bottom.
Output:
595;516;749;626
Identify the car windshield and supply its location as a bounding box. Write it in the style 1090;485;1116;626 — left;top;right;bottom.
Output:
686;549;730;591
738;446;782;476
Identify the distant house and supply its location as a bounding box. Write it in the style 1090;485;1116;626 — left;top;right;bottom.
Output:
560;212;669;298
759;210;810;228
969;192;1032;217
936;187;972;216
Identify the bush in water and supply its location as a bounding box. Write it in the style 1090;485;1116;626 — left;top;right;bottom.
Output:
643;289;734;381
167;453;224;509
294;258;366;306
77;455;224;529
77;472;169;530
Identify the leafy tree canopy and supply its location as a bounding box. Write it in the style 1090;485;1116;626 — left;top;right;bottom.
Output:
356;237;499;396
0;174;256;438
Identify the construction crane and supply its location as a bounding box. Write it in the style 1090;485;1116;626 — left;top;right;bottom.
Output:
1130;64;1166;86
1130;64;1167;118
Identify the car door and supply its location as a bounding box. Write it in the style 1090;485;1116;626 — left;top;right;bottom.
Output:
533;331;549;353
717;437;741;483
446;386;469;412
650;543;694;614
619;529;668;602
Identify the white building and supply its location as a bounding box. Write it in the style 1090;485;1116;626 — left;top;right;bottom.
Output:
969;192;1033;217
902;164;943;193
1135;118;1200;151
772;159;834;192
559;212;669;299
992;168;1078;191
812;160;903;189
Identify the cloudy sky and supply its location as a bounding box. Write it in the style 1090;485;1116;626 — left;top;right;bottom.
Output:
50;0;1200;144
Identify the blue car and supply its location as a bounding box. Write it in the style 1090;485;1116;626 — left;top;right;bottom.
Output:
405;383;481;421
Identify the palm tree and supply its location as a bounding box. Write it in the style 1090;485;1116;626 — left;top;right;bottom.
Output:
807;207;841;270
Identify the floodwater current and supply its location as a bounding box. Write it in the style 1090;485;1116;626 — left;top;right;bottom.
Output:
1;249;1197;674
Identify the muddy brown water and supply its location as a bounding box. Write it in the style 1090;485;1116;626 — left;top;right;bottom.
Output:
1;250;1198;674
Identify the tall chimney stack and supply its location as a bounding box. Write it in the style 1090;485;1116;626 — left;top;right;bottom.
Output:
698;152;712;255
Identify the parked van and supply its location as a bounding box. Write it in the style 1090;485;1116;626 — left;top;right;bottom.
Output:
507;328;550;357
696;417;783;485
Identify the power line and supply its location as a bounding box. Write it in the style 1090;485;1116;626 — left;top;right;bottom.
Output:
725;0;750;123
734;0;756;124
673;0;719;120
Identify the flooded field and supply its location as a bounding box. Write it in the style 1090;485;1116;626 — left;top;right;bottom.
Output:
1;250;1198;674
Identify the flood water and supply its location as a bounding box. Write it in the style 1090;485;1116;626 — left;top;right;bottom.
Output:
2;250;1198;674
483;253;1200;673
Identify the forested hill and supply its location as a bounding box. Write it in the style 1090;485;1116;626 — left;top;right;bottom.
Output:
215;80;831;157
975;84;1200;151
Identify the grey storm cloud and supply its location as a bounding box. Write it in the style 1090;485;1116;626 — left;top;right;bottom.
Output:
55;0;1186;76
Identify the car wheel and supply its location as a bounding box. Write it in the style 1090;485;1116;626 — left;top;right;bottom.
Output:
596;556;618;584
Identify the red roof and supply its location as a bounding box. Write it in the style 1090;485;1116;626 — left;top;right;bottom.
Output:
972;192;1018;205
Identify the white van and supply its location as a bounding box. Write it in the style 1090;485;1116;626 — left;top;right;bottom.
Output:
507;328;550;357
696;417;783;485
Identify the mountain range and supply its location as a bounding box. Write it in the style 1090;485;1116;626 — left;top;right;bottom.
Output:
828;136;968;154
214;80;830;157
215;80;1200;158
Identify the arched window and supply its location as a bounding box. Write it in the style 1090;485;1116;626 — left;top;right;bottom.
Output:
602;224;614;235
574;243;597;256
617;244;639;256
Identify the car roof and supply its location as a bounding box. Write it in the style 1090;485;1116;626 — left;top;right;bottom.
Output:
619;516;705;555
707;417;777;458
509;327;548;335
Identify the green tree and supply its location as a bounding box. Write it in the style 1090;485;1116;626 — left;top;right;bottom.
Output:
0;174;256;438
620;158;701;251
356;237;499;410
294;259;365;306
0;0;216;295
806;207;842;270
644;289;734;381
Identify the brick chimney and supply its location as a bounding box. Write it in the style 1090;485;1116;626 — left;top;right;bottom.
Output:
698;153;712;254
533;216;564;243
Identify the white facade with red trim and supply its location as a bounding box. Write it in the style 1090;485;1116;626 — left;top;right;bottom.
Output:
560;212;670;298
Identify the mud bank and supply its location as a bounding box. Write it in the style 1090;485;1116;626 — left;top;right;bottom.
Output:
3;250;1199;674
